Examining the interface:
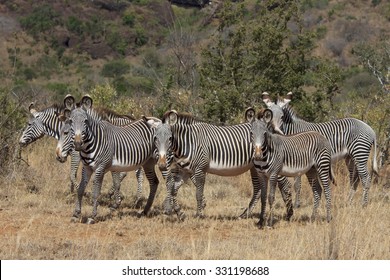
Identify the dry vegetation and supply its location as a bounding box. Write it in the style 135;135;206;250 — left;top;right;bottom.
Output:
0;137;389;260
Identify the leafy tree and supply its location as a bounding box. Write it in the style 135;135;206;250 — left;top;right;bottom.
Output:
199;0;316;124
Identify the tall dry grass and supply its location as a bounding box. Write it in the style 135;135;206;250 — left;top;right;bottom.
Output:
0;138;389;259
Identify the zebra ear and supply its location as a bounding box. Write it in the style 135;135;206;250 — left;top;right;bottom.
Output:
58;109;71;122
277;92;292;107
262;92;274;107
166;111;178;126
29;102;38;117
263;109;273;123
143;115;162;129
81;95;93;109
64;94;75;110
245;107;256;123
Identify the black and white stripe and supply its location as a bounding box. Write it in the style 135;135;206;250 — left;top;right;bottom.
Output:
57;95;158;224
246;108;333;227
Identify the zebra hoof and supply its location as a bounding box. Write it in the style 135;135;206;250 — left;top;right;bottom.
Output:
86;218;96;224
177;211;186;221
70;216;80;223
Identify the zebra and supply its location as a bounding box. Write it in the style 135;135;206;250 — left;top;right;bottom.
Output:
144;110;294;221
262;92;379;207
56;95;159;224
19;101;144;204
245;108;333;227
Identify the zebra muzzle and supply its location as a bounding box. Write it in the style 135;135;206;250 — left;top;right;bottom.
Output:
158;154;167;169
254;145;263;161
55;147;67;163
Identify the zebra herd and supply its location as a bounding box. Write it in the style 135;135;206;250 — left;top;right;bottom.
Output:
19;93;379;228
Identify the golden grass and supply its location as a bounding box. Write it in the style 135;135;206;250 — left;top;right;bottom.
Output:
0;138;389;260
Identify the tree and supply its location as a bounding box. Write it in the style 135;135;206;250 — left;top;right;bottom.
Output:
199;0;316;124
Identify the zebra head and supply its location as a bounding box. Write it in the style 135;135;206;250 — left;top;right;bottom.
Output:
261;91;291;135
143;116;173;170
245;108;273;161
64;95;92;152
55;109;74;163
19;103;50;147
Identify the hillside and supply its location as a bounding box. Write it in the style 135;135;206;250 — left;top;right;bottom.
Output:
0;1;389;104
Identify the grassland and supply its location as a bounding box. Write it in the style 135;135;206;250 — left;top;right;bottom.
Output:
0;137;389;260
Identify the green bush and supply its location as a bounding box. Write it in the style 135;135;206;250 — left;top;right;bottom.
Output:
122;13;135;27
19;5;61;37
66;16;85;36
101;60;131;78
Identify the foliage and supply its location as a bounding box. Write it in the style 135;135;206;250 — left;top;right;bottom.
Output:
199;1;316;124
19;5;61;37
0;88;26;174
101;60;131;78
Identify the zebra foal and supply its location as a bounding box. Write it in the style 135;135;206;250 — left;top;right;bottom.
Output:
56;95;159;224
246;108;333;228
263;92;378;207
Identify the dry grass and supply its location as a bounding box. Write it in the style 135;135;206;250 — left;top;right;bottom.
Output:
0;138;389;260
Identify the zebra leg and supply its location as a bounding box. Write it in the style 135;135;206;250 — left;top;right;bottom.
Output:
307;168;322;222
239;167;263;219
69;151;81;193
71;166;92;223
140;160;159;216
190;170;207;218
293;176;302;208
277;176;294;221
88;167;106;224
345;156;360;204
110;171;125;210
355;161;371;207
135;167;144;207
267;175;278;227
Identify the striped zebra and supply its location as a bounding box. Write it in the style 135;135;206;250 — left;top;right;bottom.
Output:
145;110;294;221
246;108;333;227
263;92;379;207
19;101;144;203
56;95;159;224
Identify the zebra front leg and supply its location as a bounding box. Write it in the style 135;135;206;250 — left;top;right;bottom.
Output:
71;166;91;223
267;175;278;227
69;151;81;193
140;160;159;216
239;167;263;219
277;176;294;221
88;168;106;224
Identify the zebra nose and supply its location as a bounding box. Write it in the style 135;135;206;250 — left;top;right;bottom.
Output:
55;147;66;163
158;154;167;169
254;145;262;161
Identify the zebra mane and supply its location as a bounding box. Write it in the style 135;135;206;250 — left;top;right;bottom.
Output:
163;111;200;125
94;107;135;121
281;104;299;123
39;103;66;115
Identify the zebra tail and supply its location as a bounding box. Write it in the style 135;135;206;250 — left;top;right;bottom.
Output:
372;137;380;179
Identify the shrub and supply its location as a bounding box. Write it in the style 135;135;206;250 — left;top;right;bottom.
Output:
19;5;61;37
66;16;85;36
101;60;131;78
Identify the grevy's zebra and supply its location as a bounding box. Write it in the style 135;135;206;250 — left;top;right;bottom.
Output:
56;95;159;224
246;108;333;227
263;92;378;207
146;110;294;221
19;101;144;203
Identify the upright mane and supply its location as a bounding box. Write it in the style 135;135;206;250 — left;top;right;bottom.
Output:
94;107;135;121
163;111;200;125
278;102;299;124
